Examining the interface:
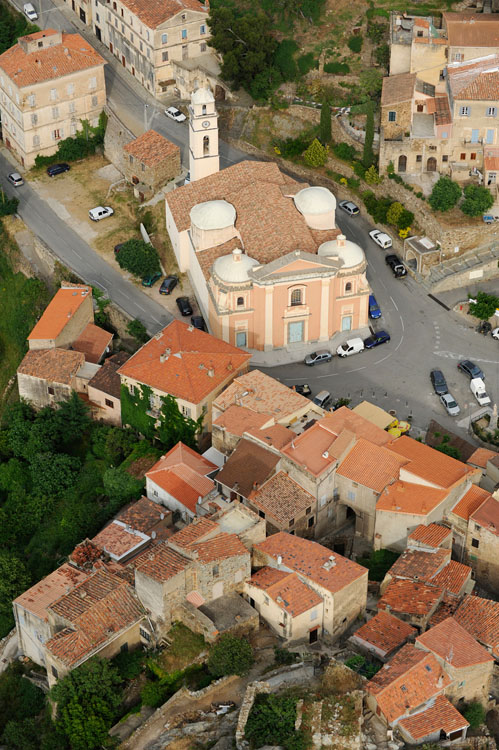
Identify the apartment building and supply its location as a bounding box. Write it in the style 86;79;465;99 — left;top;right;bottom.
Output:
94;0;209;96
0;30;105;167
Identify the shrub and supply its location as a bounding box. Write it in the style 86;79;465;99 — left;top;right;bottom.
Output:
375;43;390;67
397;208;414;229
208;634;253;677
357;548;400;581
274;647;298;665
324;61;350;74
353;161;367;178
140;680;169;708
245;694;298;747
333;142;358;161
116;239;160;279
0;191;18;216
274;39;299;80
460;184;494;217
347;176;360;190
364;165;382;184
297;53;317;76
303;138;328;168
347;35;363;53
363;102;375;168
428;176;461;212
320;103;332;144
113;648;145;680
386;201;404;226
367;22;387;44
275;134;310;158
127;318;149;344
468;291;499;321
463;702;485;729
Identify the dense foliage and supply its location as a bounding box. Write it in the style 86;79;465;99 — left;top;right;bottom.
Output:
0;191;18;217
357;549;399;581
245;693;301;748
0;2;38;55
463;701;486;729
468;291;499;321
127;318;149;344
303;138;328;167
34;113;108;168
428;176;462;212
320;103;331;145
116;239;161;279
207;635;253;677
363;102;375;168
460;184;494;217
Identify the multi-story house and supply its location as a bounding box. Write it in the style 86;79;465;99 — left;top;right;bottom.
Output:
94;0;209;97
0;30;105;167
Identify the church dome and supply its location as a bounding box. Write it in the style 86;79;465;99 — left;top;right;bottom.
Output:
318;235;365;268
191;87;215;105
294;186;336;216
190;200;236;231
213;249;258;283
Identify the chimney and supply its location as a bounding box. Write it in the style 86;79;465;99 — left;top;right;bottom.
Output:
208;367;215;377
160;351;169;363
36;58;41;68
253;481;259;491
277;555;282;566
232;248;242;262
337;234;346;248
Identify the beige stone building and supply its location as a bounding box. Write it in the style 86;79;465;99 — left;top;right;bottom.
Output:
465;493;499;592
87;351;130;426
0;30;105;168
123;129;180;200
62;0;93;26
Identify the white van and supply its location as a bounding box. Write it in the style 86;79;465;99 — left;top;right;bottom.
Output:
23;3;38;20
336;337;364;357
470;378;491;406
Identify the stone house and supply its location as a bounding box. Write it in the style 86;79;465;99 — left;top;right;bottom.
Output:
87;351;130;426
245;472;318;539
28;283;93;351
252;532;368;641
465;493;499;592
443;12;499;65
123;129;180;200
350;610;417;662
171;53;231;101
406;523;453;551
378;579;445;632
446;484;491;562
0;30;105;168
215;438;280;503
17;348;86;408
453;594;499;660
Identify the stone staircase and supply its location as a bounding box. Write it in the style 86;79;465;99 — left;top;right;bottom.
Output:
425;242;499;289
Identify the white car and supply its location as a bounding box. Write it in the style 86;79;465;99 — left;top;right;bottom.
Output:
492;327;499;340
7;172;24;187
338;200;360;216
89;206;114;221
165;106;186;123
23;2;38;20
440;392;460;417
336;337;364;357
369;229;392;249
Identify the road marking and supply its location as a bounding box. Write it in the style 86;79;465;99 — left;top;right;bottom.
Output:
390;295;399;311
134;303;147;313
394;334;405;352
435;350;499;364
400;316;405;332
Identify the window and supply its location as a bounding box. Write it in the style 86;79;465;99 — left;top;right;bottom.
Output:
471;538;479;548
258;510;265;519
140;627;151;641
289;518;294;528
92;95;98;107
33;134;39;147
442;154;448;162
460;153;466;160
105;398;114;408
130;33;134;42
120;7;123;15
141;162;145;172
50;88;57;100
181;13;186;19
459;106;470;116
52;129;61;140
89;76;97;89
416;154;422;162
51;666;58;679
388;110;396;122
345;282;352;293
453;52;462;61
442;131;448;139
129;155;133;164
121;23;125;33
52;106;59;119
28;93;36;106
213;564;219;577
236;331;247;347
341;315;352;331
310;610;318;621
48;386;55;395
290;288;302;306
129;383;135;395
153;490;158;497
161;33;167;44
308;516;314;528
67;83;74;96
305;506;312;515
200;24;206;34
112;1;116;7
417;29;423;37
31;113;37;125
146;48;150;58
140;41;143;51
181;404;191;418
162;51;168;62
237;296;244;307
347;490;355;501
470;152;476;160
417;104;424;112
146;30;149;40
200;42;207;52
264;595;269;605
487;107;497;117
69;101;76;113
70;121;77;135
486;129;495;144
120;642;128;653
182;29;187;39
96;12;100;21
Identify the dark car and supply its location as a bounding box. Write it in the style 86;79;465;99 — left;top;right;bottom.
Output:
47;163;70;177
385;254;407;277
114;242;126;255
159;275;178;295
368;294;381;320
430;369;448;396
458;359;484;380
190;315;207;331
176;296;193;316
290;383;312;397
141;271;162;287
364;330;391;349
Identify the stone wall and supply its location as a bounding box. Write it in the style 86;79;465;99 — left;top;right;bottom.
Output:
173;601;219;643
429;250;499;292
235;681;271;749
103;105;134;178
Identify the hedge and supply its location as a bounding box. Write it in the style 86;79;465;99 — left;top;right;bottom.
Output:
324;61;350;74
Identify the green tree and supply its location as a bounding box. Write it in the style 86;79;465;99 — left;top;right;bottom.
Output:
102;467;143;503
359;69;383;97
460;184;494;217
468;291;499;321
2;718;39;750
245;694;297;747
363;102;375;167
367;22;387;43
29;453;81;497
208;635;253;678
386;201;404;226
397;208;414;229
52;658;122;750
374;43;390;67
56;392;90;444
348;35;363;53
127;318;149;344
116;239;161;279
303;138;328;167
156;394;203;450
428;176;462;212
273;39;298;81
0;663;45;737
0;552;30;631
0;190;19;217
364;165;382;185
320;103;331;145
463;701;485;729
6;401;35;458
435;443;461;459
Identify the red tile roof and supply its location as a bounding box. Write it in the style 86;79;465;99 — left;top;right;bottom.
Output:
416;617;494;668
398;695;468;741
337;439;408;493
72;323;113;364
92;521;149;560
118;0;206;29
429;595;461;627
280;422;339;477
381;72;417;106
451;484;491;521
213;404;269;437
146;442;217;513
468;447;497;468
14;564;88;621
116;496;169;534
454;595;499;658
386;548;450;582
118;319;250;403
88;351;130;398
248;567;323;617
254;532;367;595
389;435;473;488
429;560;471;596
28;284;91;341
18;348;85;385
216;438;279;498
191;532;248;563
378;580;443;617
407;524;452;548
247;423;294;451
124;129;179;167
249;472;315;527
470;494;499;536
135;542;190;582
320;406;392;446
448;54;499;101
443;12;499;47
170;518;219;548
352;610;417;657
376;481;447;515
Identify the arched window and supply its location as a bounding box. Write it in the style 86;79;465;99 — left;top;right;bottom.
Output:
290;289;302;306
345;282;352;293
202;104;207;115
237;296;244;307
203;135;209;155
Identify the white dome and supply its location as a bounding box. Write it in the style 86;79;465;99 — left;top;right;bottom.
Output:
191;87;215;105
294;186;336;216
190;200;236;231
318;235;365;268
213;249;259;283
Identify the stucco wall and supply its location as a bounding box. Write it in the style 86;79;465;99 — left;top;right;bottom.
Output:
17;373;73;409
103;105;135;177
466;524;499;593
28;292;93;351
14;605;50;667
244;581;323;643
87;385;121;426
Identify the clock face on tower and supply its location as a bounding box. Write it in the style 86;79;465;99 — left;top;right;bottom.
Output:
202;120;211;128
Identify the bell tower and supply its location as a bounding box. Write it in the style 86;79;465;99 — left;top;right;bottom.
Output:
188;87;219;182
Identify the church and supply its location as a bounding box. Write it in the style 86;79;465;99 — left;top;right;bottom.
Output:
165;88;370;352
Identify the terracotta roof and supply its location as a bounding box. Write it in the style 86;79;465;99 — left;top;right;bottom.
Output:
366;644;451;724
92;521;149;560
88;351;129;399
0;32;105;88
398;695;468;741
248;567;323;617
123;129;179;167
381;72;416;106
468;447;497;468
254;532;367;595
18;348;84;384
425;420;476;461
416;616;494;668
337;439;408;493
248;471;315;527
191;532;248;563
376;481;447;515
14;564;88;621
320;406;392;446
454;595;499;658
378;579;443;617
388;435;473;488
485;149;499;171
427;94;452;126
470;494;499;536
146;442;216;513
72;323;113;364
429;595;461;627
27;283;91;341
407;524;452;548
213;404;270;437
443;12;499;47
69;539;103;568
430;560;471;596
451;484;491;521
117;0;206;29
169;517;219;548
448;54;499;101
247;423;294;451
352;610;416;656
136;541;190;582
386;548;450;583
213;370;311;421
216;438;279;498
280;422;339;477
117;496;169;533
117;319;250;403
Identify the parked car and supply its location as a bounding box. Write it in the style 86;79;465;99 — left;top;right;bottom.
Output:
457;359;484;380
385;254;407;278
176;296;193;316
470;378;491;406
290;383;312;397
440;392;460;417
7;172;23;187
364;330;390;349
483;215;498;224
304;350;332;366
159;275;178;295
23;2;38;20
338;200;360;216
165;106;186;122
313;390;332;409
47;163;70;177
368;294;381;320
430;369;448;396
492;327;499;340
89;206;114;221
476;321;492;335
190;315;207;331
336;337;364;357
141;271;162;287
369;229;392;249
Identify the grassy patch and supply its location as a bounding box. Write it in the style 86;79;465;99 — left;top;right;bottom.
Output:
357;548;399;581
157;623;207;672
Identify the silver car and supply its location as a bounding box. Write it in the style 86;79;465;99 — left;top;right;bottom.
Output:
7;172;24;187
339;200;360;216
440;392;460;417
304;350;332;366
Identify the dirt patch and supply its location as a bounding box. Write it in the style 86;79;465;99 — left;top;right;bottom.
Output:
156;624;208;673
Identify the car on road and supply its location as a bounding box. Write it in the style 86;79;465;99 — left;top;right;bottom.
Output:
430;369;448;396
165;106;186;122
336;337;364;357
364;330;390;349
89;206;114;221
440;392;460;417
23;2;38;20
368;294;381;320
457;359;484;380
47;163;70;177
385;254;407;278
369;229;392;249
338;200;360;216
141;271;162;287
290;383;312;397
176;296;193;316
492;327;499;340
7;172;24;187
159;275;178;295
313;390;332;409
190;315;207;331
304;350;333;366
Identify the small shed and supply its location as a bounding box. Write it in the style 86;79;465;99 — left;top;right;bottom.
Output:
123;129;181;200
403;235;441;274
